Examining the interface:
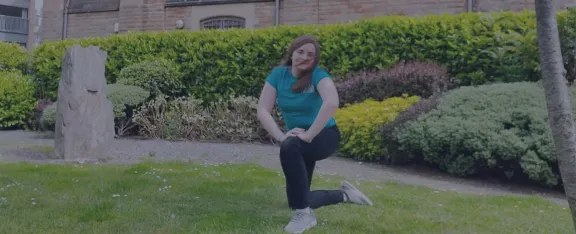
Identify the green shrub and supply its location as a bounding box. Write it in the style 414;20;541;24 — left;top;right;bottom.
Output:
380;93;443;165
334;95;420;161
132;95;284;142
40;101;57;131
393;82;573;187
0;42;29;73
40;84;150;135
32;10;576;101
107;84;150;136
117;58;185;98
0;71;36;129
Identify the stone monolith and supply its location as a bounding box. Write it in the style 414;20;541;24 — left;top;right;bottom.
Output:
54;45;115;160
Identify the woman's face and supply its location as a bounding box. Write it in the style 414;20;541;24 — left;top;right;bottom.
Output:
291;43;316;71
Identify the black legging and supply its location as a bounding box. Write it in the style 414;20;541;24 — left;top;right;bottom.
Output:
279;125;344;210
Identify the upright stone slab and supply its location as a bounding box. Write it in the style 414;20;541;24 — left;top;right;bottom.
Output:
54;45;115;160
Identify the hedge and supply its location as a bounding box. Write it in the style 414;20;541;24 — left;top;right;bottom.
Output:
0;70;36;129
32;9;576;101
0;42;29;73
392;82;576;187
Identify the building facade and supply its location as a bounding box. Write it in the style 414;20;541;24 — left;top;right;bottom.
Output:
19;0;576;49
0;0;29;47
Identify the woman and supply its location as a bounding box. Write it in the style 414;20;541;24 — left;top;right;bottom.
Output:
257;35;373;233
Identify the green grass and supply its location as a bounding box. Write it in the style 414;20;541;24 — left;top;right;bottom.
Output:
0;160;572;233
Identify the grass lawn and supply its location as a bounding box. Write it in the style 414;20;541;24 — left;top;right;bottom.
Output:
0;160;572;233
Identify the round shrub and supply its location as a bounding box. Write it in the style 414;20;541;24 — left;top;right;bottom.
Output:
334;95;420;161
107;83;150;136
380;93;442;165
117;58;185;97
0;71;36;129
394;82;568;187
40;101;57;131
107;83;150;119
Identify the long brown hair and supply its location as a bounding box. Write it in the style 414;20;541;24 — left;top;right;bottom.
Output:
280;35;321;92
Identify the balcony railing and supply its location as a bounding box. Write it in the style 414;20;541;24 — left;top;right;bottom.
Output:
0;15;28;35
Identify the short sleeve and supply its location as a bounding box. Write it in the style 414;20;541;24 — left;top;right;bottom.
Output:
312;67;331;88
265;66;282;89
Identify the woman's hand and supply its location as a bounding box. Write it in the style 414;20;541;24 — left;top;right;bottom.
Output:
279;128;305;142
296;131;314;143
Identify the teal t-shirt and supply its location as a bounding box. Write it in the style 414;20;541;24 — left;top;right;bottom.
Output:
265;65;337;131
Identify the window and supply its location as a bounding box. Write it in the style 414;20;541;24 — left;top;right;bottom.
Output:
68;0;120;13
200;16;245;30
0;4;26;18
166;0;270;5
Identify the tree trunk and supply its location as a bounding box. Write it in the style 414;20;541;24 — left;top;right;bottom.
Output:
535;0;576;229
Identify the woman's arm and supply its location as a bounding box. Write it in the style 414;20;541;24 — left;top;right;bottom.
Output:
257;82;285;142
305;77;339;139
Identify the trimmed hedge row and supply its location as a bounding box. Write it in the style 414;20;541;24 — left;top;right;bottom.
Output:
31;9;576;101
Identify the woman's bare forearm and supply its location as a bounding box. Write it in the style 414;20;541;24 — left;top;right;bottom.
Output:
307;102;338;138
257;109;285;141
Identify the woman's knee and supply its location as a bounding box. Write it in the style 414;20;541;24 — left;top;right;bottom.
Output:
280;136;301;155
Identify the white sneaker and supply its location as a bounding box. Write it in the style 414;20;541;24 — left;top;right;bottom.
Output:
283;209;317;233
341;180;373;206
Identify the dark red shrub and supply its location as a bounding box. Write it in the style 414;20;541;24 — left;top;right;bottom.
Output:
28;99;53;131
35;99;53;112
335;60;451;106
